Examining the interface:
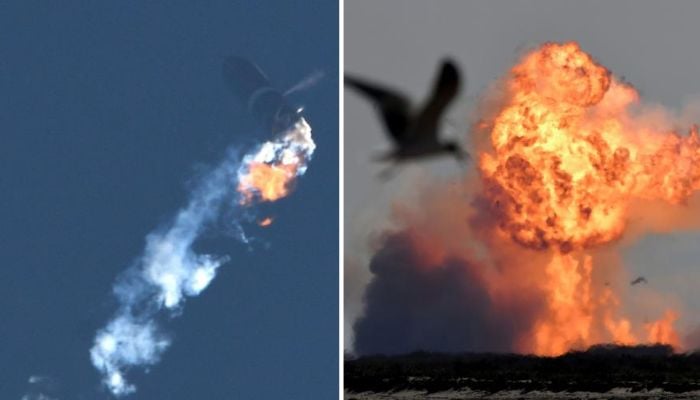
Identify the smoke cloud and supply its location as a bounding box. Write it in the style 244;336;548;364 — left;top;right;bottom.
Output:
90;119;314;396
353;232;543;355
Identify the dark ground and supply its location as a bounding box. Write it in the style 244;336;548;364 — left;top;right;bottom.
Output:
345;344;700;398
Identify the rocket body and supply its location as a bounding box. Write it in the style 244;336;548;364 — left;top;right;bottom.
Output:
223;57;301;135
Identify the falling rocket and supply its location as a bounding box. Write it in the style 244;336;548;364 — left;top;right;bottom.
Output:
224;56;316;205
223;56;302;136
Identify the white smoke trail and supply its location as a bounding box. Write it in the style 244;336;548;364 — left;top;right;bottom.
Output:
90;118;315;396
284;70;325;96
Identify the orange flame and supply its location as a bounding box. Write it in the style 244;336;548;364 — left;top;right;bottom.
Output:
646;310;680;347
476;42;697;355
237;162;299;204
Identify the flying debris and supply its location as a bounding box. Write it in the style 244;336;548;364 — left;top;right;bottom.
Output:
345;59;469;170
258;217;273;227
223;56;302;136
631;276;648;286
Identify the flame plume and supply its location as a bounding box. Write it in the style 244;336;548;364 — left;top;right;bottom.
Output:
478;42;695;355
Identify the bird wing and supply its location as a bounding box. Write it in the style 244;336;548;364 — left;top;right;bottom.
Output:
345;75;411;142
413;60;461;141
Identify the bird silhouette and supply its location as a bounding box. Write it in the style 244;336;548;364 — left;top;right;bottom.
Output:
630;276;648;286
345;59;468;178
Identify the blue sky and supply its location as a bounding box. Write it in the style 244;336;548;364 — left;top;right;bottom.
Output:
0;1;337;398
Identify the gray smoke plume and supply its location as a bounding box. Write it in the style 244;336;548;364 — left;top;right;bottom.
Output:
353;232;542;356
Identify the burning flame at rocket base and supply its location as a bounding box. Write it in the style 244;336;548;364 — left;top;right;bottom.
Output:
357;42;700;357
90;118;314;396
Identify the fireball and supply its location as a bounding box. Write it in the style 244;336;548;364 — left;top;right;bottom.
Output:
477;42;696;355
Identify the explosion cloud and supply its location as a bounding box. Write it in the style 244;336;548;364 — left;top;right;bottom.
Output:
238;119;315;204
354;42;700;357
91;118;314;396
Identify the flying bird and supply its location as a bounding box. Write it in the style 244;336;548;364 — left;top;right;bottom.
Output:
345;59;468;175
630;276;648;286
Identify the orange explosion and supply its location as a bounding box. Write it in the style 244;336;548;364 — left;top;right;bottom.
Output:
237;162;299;204
478;42;696;355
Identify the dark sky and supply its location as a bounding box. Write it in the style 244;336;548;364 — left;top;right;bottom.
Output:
0;1;337;399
